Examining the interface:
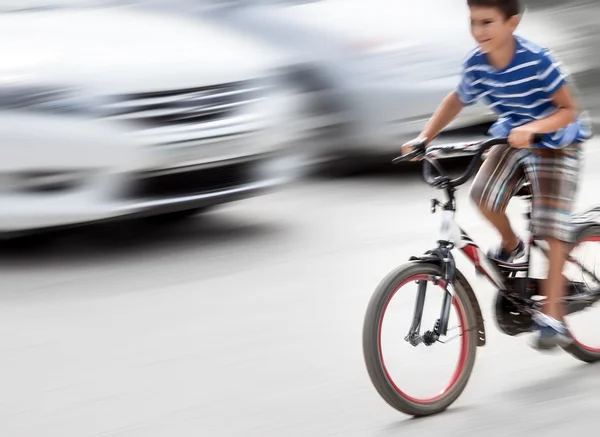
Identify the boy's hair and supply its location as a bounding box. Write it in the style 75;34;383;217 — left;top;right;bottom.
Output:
467;0;520;20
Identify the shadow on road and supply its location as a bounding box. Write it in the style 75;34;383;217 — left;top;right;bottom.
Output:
500;360;600;405
374;361;600;436
0;210;286;267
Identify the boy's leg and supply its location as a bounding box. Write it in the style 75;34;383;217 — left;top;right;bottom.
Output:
544;238;568;320
479;208;520;253
470;144;528;261
526;144;582;349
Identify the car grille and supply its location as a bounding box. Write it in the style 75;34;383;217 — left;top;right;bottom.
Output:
128;161;258;199
107;81;263;128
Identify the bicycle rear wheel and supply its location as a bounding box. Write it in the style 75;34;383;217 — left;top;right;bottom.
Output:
362;262;478;417
561;226;600;362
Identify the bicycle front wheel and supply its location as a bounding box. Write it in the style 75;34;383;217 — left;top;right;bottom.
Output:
362;262;479;417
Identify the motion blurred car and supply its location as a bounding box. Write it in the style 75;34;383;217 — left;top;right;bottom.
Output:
180;0;587;173
0;0;303;237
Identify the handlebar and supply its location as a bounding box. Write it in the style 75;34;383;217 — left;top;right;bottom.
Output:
393;134;544;189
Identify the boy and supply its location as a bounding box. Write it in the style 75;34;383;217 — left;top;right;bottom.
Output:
401;0;592;350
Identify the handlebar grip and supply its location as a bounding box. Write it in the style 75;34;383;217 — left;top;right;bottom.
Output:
391;155;411;164
392;139;427;164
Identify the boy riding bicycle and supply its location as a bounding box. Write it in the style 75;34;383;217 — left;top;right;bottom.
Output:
401;0;592;350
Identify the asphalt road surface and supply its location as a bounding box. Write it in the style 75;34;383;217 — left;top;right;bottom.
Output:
3;140;600;436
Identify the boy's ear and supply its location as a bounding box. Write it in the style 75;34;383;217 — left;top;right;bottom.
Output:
507;14;520;31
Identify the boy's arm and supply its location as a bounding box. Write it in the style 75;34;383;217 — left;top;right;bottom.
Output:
401;58;481;157
513;86;577;135
401;91;465;158
510;50;578;148
418;91;465;144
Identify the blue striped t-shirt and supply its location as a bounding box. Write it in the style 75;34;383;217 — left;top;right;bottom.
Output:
456;35;592;149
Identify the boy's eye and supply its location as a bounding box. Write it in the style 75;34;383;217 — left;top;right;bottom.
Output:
470;19;494;26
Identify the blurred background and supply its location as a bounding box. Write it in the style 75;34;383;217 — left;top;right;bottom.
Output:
2;1;600;436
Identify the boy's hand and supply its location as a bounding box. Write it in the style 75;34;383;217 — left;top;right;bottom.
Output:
401;137;427;161
508;126;538;149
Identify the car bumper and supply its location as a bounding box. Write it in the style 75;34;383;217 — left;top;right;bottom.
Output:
0;107;300;235
0;161;291;239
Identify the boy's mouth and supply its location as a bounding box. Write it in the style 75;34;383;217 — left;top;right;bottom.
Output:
479;38;492;44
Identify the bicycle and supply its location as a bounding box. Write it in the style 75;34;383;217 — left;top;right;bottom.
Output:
362;135;600;417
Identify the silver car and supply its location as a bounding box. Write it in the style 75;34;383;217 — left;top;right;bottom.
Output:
0;1;302;237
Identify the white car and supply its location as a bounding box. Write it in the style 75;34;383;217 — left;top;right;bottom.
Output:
0;1;303;237
186;0;586;173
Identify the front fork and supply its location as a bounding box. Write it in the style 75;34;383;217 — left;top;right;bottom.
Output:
405;244;457;347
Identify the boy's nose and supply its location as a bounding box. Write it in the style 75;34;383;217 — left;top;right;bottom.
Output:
472;28;486;39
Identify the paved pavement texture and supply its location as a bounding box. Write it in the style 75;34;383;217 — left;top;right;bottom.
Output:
3;138;600;436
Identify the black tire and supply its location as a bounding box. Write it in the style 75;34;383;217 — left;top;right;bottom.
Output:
562;226;600;363
362;262;479;417
145;207;211;226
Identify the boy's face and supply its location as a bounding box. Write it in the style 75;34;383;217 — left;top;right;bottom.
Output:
469;6;520;53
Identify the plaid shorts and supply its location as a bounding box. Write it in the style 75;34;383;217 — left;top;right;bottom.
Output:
469;143;582;243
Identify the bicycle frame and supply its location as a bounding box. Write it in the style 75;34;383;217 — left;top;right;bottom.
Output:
406;183;600;347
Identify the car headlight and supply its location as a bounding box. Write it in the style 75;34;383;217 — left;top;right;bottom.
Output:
0;170;91;195
0;78;110;116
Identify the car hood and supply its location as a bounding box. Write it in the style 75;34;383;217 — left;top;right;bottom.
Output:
0;5;289;94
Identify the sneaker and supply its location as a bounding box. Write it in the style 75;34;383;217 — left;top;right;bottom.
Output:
487;239;526;263
530;312;573;350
